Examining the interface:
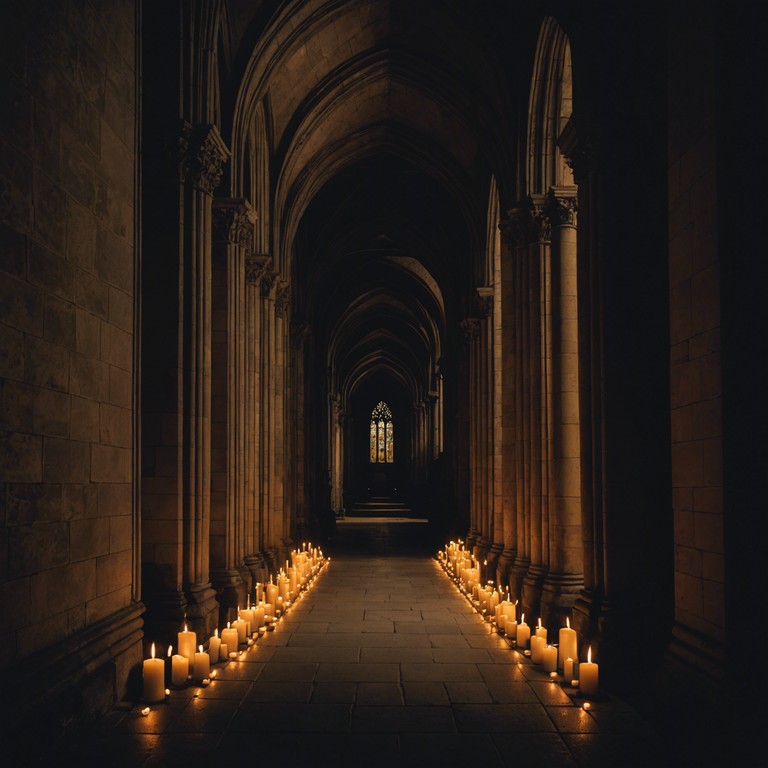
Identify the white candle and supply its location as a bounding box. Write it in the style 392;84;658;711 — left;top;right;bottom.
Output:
506;619;518;642
233;617;248;644
142;643;165;703
252;604;265;630
530;634;546;664
564;657;575;681
266;581;279;609
208;629;221;663
580;646;599;695
516;614;530;649
177;624;196;664
542;644;558;673
559;617;578;671
193;644;210;682
219;643;228;659
221;622;239;653
535;618;547;643
170;647;189;687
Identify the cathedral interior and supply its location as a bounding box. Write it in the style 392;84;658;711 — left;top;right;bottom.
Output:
0;0;764;764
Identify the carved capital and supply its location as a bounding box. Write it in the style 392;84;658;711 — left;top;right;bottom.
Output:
260;270;278;299
183;124;230;194
245;253;271;286
501;206;532;249
546;188;578;228
529;195;552;243
473;287;493;318
461;317;480;341
213;198;257;250
557;115;599;182
275;279;291;317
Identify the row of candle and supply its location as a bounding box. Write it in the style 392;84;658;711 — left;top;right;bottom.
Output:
142;544;327;704
437;542;599;696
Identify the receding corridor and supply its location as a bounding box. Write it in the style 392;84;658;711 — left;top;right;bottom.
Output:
52;521;668;768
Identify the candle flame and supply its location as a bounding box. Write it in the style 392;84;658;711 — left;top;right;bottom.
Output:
521;613;525;623
538;617;542;628
587;645;592;664
567;616;571;629
214;628;218;638
184;623;188;632
151;642;156;659
168;645;173;656
199;644;203;653
227;621;231;628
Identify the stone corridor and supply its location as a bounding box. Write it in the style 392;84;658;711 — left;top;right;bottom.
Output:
46;521;671;768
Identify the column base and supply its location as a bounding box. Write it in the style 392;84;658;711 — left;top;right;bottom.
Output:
184;582;220;639
540;571;584;628
244;552;269;589
495;548;517;594
508;556;531;605
210;569;246;623
485;542;504;587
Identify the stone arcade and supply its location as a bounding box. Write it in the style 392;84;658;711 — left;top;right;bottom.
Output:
0;0;763;763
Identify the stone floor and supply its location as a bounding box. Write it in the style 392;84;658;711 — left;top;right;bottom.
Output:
27;520;749;767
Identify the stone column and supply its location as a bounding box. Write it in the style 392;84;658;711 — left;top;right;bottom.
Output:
209;198;256;614
179;123;229;636
274;279;291;563
291;319;311;540
243;255;271;589
461;318;481;551
541;189;585;624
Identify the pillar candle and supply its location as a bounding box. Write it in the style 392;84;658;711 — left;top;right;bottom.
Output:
209;629;221;663
193;645;210;681
177;624;197;663
564;657;575;681
530;634;546;663
253;604;266;630
266;582;279;609
542;644;558;673
221;623;239;653
558;617;578;671
506;619;518;641
580;646;599;695
238;606;253;636
171;648;189;687
233;617;248;643
516;615;530;649
498;614;507;632
142;643;165;703
219;643;228;659
535;618;547;643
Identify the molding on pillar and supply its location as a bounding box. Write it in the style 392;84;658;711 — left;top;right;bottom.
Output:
261;269;278;299
244;552;270;587
496;548;517;591
460;317;480;343
181;122;230;194
473;286;493;318
275;278;291;318
183;581;219;638
545;187;578;228
528;194;552;243
508;555;531;604
540;571;585;627
246;253;272;285
212;197;257;249
210;568;247;618
557;114;600;183
522;563;548;618
486;542;504;586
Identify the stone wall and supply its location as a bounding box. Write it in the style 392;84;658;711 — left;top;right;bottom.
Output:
0;0;142;728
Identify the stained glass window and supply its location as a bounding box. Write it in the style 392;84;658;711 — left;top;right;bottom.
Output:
370;401;394;463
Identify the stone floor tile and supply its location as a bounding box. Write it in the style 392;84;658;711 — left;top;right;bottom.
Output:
257;661;318;681
401;681;450;705
365;609;423;621
229;702;352;733
355;682;405;705
352;705;456;733
142;733;221;767
400;662;482;682
530;680;574;706
429;634;473;648
270;645;359;663
359;646;434;663
432;647;494;664
330;620;394;633
163;697;240;733
400;732;502;767
196;679;253;699
246;681;313;702
393;621;427;633
485;680;540;703
453;702;556;733
546;705;603;733
478;663;527;683
444;681;494;703
357;632;433;647
492;732;579;767
563;732;666;768
315;662;400;682
311;681;358;703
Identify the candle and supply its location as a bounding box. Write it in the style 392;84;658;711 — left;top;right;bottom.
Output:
559;617;578;671
542;644;558;673
208;629;221;663
530;634;546;664
170;646;189;687
233;616;248;644
193;644;210;682
221;622;239;654
580;646;599;695
516;614;530;649
177;623;197;666
266;581;279;609
535;618;547;643
142;643;165;703
506;619;518;642
564;657;575;681
219;643;228;659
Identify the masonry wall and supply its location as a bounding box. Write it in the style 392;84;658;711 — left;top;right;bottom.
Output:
0;0;141;721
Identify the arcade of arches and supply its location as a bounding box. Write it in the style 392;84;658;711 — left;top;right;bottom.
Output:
0;0;764;751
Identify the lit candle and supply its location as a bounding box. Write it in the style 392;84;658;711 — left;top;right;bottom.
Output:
542;644;558;673
535;618;547;643
208;629;221;663
559;617;578;671
177;623;197;667
580;645;599;695
170;645;189;687
530;634;546;664
232;613;248;644
516;614;530;649
193;644;210;682
142;643;165;703
221;622;239;654
219;643;228;659
564;657;575;681
266;580;279;609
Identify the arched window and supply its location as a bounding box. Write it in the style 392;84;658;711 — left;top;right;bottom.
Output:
369;401;394;463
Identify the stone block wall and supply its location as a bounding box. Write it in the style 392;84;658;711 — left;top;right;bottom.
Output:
0;0;141;722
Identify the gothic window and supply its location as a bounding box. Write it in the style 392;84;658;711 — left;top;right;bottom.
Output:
369;401;394;463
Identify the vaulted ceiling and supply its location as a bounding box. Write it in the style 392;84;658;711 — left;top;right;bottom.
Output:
223;0;525;408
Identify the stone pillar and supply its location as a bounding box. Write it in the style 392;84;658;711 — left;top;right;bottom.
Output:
274;279;291;563
291;319;311;540
243;255;271;590
209;198;256;615
461;318;481;551
540;189;585;624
